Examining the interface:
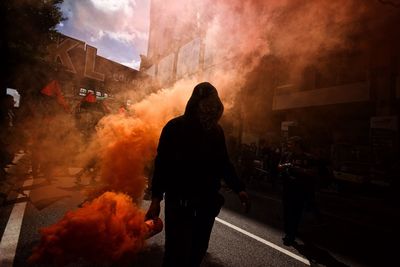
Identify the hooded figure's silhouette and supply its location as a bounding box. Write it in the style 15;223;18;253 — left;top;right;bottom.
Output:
146;82;250;267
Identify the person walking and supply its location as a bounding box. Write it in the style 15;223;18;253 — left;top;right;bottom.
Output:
145;82;250;267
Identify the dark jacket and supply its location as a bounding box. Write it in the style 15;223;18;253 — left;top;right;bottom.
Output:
151;82;244;201
279;151;316;191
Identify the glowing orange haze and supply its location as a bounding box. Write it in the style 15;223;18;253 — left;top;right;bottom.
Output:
29;80;195;265
92;80;196;199
29;192;148;265
29;0;380;263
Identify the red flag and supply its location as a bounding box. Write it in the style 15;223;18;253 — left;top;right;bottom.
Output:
40;80;70;112
40;80;60;97
83;92;96;103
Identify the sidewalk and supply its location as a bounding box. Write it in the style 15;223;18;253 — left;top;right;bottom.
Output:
0;152;28;206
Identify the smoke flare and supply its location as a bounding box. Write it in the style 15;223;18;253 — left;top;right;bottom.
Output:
29;192;148;265
29;80;196;265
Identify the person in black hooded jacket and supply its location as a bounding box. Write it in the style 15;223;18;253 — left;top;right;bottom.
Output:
145;82;250;267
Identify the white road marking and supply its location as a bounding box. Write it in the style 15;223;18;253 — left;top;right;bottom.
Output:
0;179;33;267
215;217;311;266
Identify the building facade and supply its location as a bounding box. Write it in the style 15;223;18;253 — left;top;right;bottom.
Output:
46;34;156;108
142;0;400;186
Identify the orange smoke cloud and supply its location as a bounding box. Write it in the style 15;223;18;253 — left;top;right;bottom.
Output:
29;80;195;265
90;114;158;201
30;1;392;264
91;80;196;197
29;111;165;265
29;192;149;265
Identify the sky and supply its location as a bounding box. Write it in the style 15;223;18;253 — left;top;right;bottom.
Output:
57;0;151;70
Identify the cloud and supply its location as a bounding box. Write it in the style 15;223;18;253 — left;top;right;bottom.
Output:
89;30;105;42
58;0;150;66
90;0;136;12
120;59;141;70
107;29;148;44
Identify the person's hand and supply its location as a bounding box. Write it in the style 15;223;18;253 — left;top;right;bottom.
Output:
238;191;251;213
145;198;161;220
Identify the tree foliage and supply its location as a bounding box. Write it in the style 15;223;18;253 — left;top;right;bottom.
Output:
0;0;64;94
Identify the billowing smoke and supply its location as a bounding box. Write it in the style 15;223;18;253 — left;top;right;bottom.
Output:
149;0;373;89
181;0;399;135
29;79;196;264
27;0;400;265
29;192;148;265
86;79;196;198
145;0;398;137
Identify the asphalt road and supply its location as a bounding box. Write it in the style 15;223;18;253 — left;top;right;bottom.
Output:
0;155;395;267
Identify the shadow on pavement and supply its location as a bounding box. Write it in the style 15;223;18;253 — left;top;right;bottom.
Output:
128;244;164;267
292;240;349;267
128;245;226;267
31;195;71;210
20;179;55;191
2;196;30;207
57;184;86;191
21;244;226;267
202;252;226;267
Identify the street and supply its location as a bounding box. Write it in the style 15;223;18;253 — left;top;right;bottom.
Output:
0;154;396;267
2;1;400;266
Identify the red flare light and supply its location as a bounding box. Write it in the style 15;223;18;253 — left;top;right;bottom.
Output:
29;192;150;266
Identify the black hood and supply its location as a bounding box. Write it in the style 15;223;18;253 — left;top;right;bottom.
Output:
184;82;224;129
